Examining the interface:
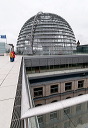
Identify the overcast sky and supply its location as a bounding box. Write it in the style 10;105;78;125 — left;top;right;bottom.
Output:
0;0;88;49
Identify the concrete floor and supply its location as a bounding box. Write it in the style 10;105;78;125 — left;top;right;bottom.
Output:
0;55;22;128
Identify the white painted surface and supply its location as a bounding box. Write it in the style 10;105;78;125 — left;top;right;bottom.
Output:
21;61;30;117
21;94;88;119
0;56;22;128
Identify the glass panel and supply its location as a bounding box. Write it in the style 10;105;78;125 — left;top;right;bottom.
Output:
27;101;88;128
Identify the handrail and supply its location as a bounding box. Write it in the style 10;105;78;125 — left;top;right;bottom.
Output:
21;93;88;119
21;57;30;117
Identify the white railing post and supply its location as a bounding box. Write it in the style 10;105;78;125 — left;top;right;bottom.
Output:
24;119;28;128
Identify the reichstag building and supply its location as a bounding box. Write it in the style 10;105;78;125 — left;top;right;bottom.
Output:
17;12;76;55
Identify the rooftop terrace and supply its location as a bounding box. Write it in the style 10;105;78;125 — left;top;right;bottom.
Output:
0;55;22;128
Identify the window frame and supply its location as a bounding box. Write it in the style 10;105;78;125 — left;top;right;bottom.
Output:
78;80;84;88
65;82;72;91
50;85;58;94
34;87;43;97
76;104;81;113
38;115;43;124
64;107;70;116
50;111;57;120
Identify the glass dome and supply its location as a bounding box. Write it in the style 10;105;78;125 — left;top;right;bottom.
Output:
17;12;76;55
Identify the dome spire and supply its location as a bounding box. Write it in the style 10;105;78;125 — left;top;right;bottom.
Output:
77;40;80;46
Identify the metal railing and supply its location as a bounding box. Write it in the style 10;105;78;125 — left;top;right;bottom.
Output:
21;57;39;128
21;57;88;128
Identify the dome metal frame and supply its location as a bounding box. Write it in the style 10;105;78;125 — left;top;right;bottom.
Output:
17;12;76;55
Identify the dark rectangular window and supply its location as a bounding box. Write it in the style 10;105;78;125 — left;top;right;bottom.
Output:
35;67;40;73
34;87;43;97
26;67;31;74
49;65;54;69
51;85;58;93
54;65;60;69
76;104;81;113
60;64;65;68
64;107;70;116
50;111;57;120
38;115;43;123
40;66;48;73
78;80;84;88
65;82;72;91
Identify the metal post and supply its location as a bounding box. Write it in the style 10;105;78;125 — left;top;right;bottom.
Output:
24;119;28;128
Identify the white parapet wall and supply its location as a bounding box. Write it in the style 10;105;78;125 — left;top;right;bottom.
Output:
0;55;22;128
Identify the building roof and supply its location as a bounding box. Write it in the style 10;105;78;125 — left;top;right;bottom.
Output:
24;54;88;67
